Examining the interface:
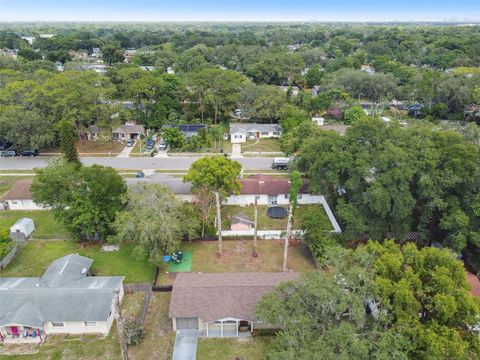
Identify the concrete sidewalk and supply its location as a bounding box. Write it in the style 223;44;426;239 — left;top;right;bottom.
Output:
172;330;198;360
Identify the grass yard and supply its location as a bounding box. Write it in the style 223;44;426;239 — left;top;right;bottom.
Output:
76;140;124;154
0;329;121;360
222;204;333;231
242;138;282;153
0;210;69;238
0;240;155;283
183;239;315;273
0;176;33;196
197;337;271;360
127;293;175;360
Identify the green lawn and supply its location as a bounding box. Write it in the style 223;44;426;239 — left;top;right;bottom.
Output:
0;329;121;360
197;337;271;360
0;210;69;238
0;176;34;196
242;138;282;153
0;240;155;283
222;204;333;231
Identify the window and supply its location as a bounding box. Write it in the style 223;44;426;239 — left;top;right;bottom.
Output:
52;322;64;327
261;132;268;136
85;321;97;327
284;194;289;199
234;134;243;139
298;194;303;199
12;200;18;204
273;132;280;136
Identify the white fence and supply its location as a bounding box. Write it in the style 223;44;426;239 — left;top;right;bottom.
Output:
221;195;341;238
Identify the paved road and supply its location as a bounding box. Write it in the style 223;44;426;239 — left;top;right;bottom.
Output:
0;156;274;170
172;330;198;360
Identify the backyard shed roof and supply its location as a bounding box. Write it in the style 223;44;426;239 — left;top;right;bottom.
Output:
1;180;33;200
169;272;299;322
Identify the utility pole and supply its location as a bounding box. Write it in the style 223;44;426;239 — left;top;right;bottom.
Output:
253;196;258;257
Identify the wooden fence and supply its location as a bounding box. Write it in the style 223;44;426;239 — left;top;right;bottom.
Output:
123;282;151;294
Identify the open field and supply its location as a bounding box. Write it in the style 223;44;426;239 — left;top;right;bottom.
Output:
222;204;333;230
0;240;155;283
197;337;271;360
0;210;69;238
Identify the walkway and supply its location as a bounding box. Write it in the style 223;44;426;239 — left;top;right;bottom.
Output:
231;143;243;158
116;143;135;158
172;330;198;360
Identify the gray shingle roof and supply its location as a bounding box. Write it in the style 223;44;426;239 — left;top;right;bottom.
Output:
114;124;145;134
229;123;281;134
169;272;299;322
0;254;124;328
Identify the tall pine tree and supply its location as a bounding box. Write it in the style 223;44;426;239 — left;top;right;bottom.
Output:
59;120;81;169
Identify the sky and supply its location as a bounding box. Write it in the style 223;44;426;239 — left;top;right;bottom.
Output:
1;0;479;22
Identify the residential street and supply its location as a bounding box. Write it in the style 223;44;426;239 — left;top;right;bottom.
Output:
0;156;274;170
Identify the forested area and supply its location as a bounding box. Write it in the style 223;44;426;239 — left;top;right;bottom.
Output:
0;23;480;150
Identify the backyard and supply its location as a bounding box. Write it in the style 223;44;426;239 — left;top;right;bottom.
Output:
222;204;333;231
0;240;155;283
0;210;69;239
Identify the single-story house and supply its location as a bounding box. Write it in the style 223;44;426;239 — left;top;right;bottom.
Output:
229;124;281;144
0;254;124;344
169;272;298;336
163;124;207;138
113;121;146;140
0;180;44;210
86;125;100;141
224;174;317;206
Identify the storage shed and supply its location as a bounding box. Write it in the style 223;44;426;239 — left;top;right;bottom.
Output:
10;218;35;238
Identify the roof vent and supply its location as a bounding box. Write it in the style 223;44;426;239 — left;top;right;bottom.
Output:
81;268;87;274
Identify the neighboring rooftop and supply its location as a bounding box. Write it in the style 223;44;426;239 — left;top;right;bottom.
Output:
467;272;480;297
1;179;33;200
0;254;124;328
240;174;309;196
114;123;145;134
169;272;299;322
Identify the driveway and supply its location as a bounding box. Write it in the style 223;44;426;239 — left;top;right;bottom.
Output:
116;143;135;158
231;143;242;158
172;330;199;360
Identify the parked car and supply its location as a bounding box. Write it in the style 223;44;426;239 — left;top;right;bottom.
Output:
158;138;167;151
271;157;290;170
126;139;134;147
0;141;12;151
20;149;38;157
145;139;155;151
0;150;16;157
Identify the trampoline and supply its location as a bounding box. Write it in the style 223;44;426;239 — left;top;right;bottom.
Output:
266;206;288;218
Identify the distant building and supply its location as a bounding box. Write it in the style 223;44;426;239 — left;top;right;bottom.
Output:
0;180;44;210
277;86;300;96
229;123;281;144
166;67;175;75
139;65;155;71
123;48;137;63
312;117;324;126
113;121;145;140
361;65;375;74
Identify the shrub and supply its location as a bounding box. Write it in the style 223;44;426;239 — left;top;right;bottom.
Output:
0;229;14;260
124;318;145;346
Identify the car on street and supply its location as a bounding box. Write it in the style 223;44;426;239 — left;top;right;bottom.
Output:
271;157;290;170
126;139;135;147
20;149;39;157
0;150;17;157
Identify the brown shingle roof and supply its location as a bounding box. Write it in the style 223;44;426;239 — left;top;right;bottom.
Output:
169;272;299;322
1;180;33;200
467;272;480;297
240;175;309;196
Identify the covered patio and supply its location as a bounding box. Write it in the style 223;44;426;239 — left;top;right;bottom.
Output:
203;317;253;337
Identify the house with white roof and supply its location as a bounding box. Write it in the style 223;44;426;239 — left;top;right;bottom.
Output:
229;123;281;143
0;254;124;344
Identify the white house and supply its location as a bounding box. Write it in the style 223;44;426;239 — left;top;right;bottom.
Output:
1;180;44;210
224;174;319;206
0;254;124;344
169;272;299;336
229;124;281;144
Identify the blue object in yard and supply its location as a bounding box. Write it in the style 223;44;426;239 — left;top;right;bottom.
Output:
163;255;171;263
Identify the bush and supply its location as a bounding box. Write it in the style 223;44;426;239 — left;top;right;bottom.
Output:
0;229;14;260
124;318;145;346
